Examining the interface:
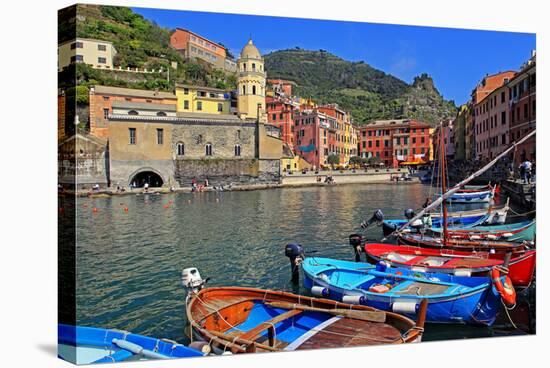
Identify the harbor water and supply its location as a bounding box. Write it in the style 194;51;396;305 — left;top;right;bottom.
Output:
68;183;535;344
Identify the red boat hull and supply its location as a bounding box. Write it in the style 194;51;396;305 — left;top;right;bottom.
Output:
365;243;536;288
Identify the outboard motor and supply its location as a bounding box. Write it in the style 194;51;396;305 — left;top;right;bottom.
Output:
285;243;305;285
360;209;384;229
349;234;363;262
181;267;209;303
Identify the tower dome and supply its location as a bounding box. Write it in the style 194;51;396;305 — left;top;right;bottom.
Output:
240;39;261;59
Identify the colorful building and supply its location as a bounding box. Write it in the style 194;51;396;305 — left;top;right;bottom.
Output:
471;71;516;161
508;51;536;164
175;84;231;114
294;109;332;169
88;85;177;138
317;104;355;166
58;38;117;71
358;119;431;168
170;28;236;72
266;96;299;148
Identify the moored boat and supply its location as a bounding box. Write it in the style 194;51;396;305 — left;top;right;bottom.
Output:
364;243;536;288
301;257;514;325
370;201;510;237
445;187;495;203
430;219;536;243
58;324;205;364
182;268;426;354
396;232;531;253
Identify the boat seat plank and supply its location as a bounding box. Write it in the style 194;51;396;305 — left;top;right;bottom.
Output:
391;281;449;295
238;309;303;341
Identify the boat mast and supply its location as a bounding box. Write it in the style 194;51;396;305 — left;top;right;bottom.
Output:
440;124;448;244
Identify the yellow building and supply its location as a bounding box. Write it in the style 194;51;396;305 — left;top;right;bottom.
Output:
237;39;266;121
58;38;117;71
175;84;231;114
343;121;358;165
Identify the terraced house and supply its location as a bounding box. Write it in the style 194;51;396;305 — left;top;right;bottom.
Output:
358;119;431;168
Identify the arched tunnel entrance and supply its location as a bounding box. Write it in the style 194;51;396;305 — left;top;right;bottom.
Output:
130;171;164;188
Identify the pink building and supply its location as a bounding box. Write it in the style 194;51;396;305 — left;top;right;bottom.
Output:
293;110;332;169
472;71;516;162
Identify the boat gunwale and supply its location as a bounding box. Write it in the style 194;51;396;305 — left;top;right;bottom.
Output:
185;286;422;353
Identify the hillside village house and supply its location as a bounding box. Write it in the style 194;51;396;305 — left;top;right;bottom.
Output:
170;28;237;72
58;38;117;71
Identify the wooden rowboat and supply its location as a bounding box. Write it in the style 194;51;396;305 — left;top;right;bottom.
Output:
185;287;427;354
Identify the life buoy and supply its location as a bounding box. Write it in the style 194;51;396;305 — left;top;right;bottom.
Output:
491;267;516;307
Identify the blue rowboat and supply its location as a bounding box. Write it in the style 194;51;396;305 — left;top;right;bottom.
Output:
58;324;204;364
445;188;494;203
301;257;507;326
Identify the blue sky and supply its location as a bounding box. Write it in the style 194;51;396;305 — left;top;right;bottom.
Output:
133;7;535;105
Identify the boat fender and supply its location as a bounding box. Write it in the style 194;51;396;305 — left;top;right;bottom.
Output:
311;286;329;297
491;267;516;307
392;301;418;314
486;234;498;240
502;233;513;238
342;295;366;305
453;269;472;277
112;339;169;360
188;341;211;355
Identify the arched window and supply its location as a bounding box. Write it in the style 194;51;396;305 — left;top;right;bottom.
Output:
242;85;246;95
157;111;167;117
242;63;246;71
252;63;256;71
176;142;184;156
260;65;262;71
234;145;241;157
205;143;213;156
128;110;139;115
252;85;256;95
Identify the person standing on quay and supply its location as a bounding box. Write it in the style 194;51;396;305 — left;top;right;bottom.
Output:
521;159;532;184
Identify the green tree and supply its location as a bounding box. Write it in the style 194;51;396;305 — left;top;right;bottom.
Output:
327;154;340;169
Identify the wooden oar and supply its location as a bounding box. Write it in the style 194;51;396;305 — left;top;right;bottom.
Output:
266;301;386;323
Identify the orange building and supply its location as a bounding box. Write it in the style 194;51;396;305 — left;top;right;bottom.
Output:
170;28;236;72
266;96;298;148
358;119;431;168
88;85;177;138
